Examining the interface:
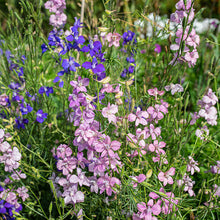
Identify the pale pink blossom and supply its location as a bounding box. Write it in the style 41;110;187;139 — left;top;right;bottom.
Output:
158;167;175;186
106;32;121;47
102;103;118;124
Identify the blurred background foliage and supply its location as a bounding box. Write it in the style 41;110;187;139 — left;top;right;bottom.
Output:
0;0;219;35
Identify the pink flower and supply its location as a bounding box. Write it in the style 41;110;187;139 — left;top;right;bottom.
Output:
130;174;146;188
106;32;121;47
148;88;164;98
187;156;200;175
97;173;121;196
49;12;67;28
16;186;29;202
128;107;149;126
69;168;90;187
0;94;8;106
165;83;184;95
158;167;175;186
154;44;161;53
94;135;121;158
102;103;118;124
100;83;114;93
148;140;166;154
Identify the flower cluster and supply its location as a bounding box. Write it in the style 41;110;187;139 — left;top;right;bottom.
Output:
190;88;218;140
120;30;137;79
45;0;67;28
50;76;122;208
165;83;184;95
133;188;178;219
0;129;29;218
106;32;121;48
170;0;200;67
177;156;200;197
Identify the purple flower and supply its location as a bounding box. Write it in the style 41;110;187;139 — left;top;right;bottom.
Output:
62;57;80;72
66;31;85;45
165;83;184;95
20;103;33;115
187;156;200;175
41;43;48;53
69;168;90;187
0;200;6;214
15;117;29;129
81;40;102;57
154;44;161;53
39;86;53;97
36;109;48;123
97;173;121;196
82;57;105;74
158;167;175;186
122;30;136;45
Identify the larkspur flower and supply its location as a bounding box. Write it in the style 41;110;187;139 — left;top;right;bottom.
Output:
82;57;105;74
62;57;80;72
102;103;118;124
154;44;161;53
106;32;121;47
39;86;53;97
36;109;48;123
187;156;200;175
158;167;175;186
165;83;184;95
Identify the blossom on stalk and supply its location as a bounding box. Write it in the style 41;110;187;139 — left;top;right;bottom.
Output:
62;57;80;72
36;110;48;123
177;174;195;196
128;107;149;126
97;174;121;196
158;167;175;186
106;32;121;47
102;103;118;124
187;156;200;175
154;44;161;53
165;83;183;95
39;86;53;97
82;57;105;74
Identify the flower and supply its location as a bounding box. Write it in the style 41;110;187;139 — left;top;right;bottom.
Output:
106;32;121;47
158;167;175;186
102;103;118;124
39;86;53;97
187;156;200;175
164;83;184;95
36;110;48;123
154;44;161;53
62;57;80;72
82;57;105;74
148;88;164;97
128;107;149;126
122;30;136;45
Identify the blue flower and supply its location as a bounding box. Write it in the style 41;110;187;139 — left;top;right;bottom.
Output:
39;86;53;97
20;102;33;115
62;57;80;72
8;82;20;90
41;43;48;54
82;57;105;74
15;117;29;129
82;40;102;57
126;56;135;63
0;200;6;214
72;17;84;32
36;109;48;123
121;68;128;78
66;31;85;45
122;30;137;45
48;30;60;46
